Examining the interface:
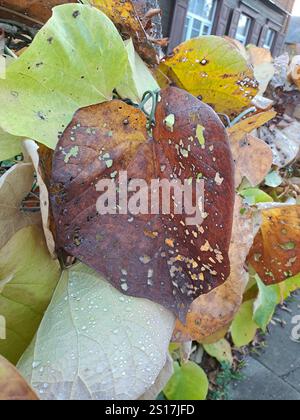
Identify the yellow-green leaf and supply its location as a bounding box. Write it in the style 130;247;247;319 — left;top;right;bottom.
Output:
203;339;233;366
159;36;258;118
231;299;258;348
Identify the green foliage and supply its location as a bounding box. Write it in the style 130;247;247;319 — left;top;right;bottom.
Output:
231;300;259;348
164;361;209;401
253;275;278;332
203;339;233;366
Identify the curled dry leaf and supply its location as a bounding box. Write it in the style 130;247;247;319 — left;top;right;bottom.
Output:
85;0;158;65
0;225;61;364
173;196;259;342
0;355;38;401
18;263;175;400
288;56;300;89
227;109;277;143
158;36;258;118
50;87;235;320
230;134;273;188
23;140;56;258
247;205;300;285
0;0;74;24
247;46;275;96
0;163;40;250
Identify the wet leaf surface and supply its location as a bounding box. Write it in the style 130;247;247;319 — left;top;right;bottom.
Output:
247;205;300;285
158;36;258;118
50;87;235;320
0;355;38;400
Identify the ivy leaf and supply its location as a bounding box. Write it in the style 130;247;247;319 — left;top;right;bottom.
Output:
0;355;38;401
158;36;258;118
0;4;129;149
230;299;258;348
163;361;209;401
253;275;278;332
247;205;300;285
84;0;158;65
50;87;235;320
0;225;61;364
17;263;175;400
0;127;22;161
0;163;40;250
203;339;233;366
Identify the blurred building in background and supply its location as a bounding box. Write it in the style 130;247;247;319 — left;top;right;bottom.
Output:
286;16;300;55
160;0;295;56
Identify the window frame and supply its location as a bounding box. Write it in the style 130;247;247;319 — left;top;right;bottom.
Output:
235;13;252;45
263;28;276;50
183;0;218;41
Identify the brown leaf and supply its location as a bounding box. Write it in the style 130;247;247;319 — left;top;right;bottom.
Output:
230;134;273;188
0;0;73;24
50;87;235;320
0;355;38;400
173;196;259;342
247;205;300;285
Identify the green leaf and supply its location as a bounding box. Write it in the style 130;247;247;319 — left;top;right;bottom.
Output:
231;300;258;347
164;361;209;401
116;39;159;103
240;188;274;205
203;339;233;366
0;4;129;149
265;171;283;188
274;272;300;302
0;225;61;364
17;263;175;400
0;127;22;161
253;275;278;332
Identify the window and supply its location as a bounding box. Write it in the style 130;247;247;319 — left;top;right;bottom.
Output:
235;14;252;45
183;0;218;41
263;28;276;50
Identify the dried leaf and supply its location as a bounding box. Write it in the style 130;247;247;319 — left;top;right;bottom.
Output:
0;163;40;250
0;355;38;401
17;263;175;400
23;140;56;258
247;205;300;285
230;134;273;188
227;110;277;143
50;87;235;320
84;0;158;65
159;36;258;118
288;55;300;89
173;196;259;342
247;46;275;96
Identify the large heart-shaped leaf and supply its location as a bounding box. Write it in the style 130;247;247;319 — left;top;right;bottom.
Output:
50;87;235;320
158;36;258;118
17;263;175;400
0;4;129;149
247;205;300;285
0;127;22;161
0;225;61;364
0;355;38;400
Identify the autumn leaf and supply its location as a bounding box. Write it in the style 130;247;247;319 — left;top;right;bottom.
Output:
203;338;233;366
247;46;275;96
0;4;130;149
230;299;258;348
227;110;277;143
158;36;258;118
50;87;235;320
0;163;40;249
173;196;259;342
0;0;74;24
83;0;158;65
0;355;38;401
230;134;273;188
0;225;61;364
0;127;22;161
247;205;300;285
17;263;175;400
